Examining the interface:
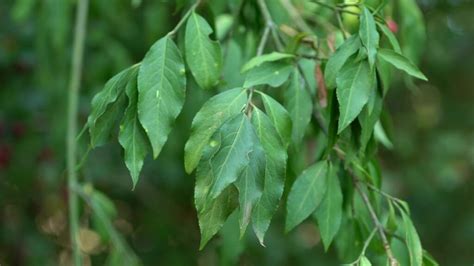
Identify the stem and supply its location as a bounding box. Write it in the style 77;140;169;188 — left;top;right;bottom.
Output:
257;0;284;51
167;0;202;37
67;0;89;264
353;176;399;266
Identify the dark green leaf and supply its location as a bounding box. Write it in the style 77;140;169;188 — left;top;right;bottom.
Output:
243;61;293;88
358;91;383;152
138;36;186;158
284;70;313;145
118;75;149;189
236;137;265;237
258;91;292;148
325;35;361;89
377;49;428;81
251;108;287;245
359;7;379;67
88;65;137;147
314;163;342;251
184;88;247;174
185;12;223;89
337;59;374;133
286;161;328;232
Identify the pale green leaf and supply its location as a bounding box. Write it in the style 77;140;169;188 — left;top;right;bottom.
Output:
241;52;294;73
258;91;292;148
236;137;265;237
137;36;186;158
88;65;137;147
400;210;423;266
336;58;374;133
377;48;427;81
422;250;439;266
359;7;379;67
377;22;402;53
284;70;313;145
314;163;342;251
118;75;149;189
325;35;361;89
243;61;293;88
286;161;328;232
360;255;372;266
374;121;393;149
184;88;247;174
185;12;223;89
251;108;287;245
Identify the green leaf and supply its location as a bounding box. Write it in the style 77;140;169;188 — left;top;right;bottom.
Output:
258;91;292;148
336;58;374;133
236;137;265;237
422;250;439;266
184;88;247;174
374;121;393;149
359;7;379;67
314;163;342;251
286;161;328;232
198;187;238;250
185;12;223;89
377;49;427;81
284;70;313;145
241;52;294;73
360;255;372;266
118;75;149;189
251;108;287;245
358;91;383;152
325;35;361;89
208;114;257;199
90;94;127;147
400;210;423;266
137;36;186;158
243;61;293;88
195;135;238;249
88;65;137;147
377;22;402;53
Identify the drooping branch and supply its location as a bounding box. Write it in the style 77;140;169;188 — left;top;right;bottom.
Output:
66;0;89;264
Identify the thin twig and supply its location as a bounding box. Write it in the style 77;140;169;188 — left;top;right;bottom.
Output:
257;0;284;51
353;175;399;266
167;0;203;37
67;0;89;264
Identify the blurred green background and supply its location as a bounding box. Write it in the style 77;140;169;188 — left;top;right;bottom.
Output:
0;0;473;265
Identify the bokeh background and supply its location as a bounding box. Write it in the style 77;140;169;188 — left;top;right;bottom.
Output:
0;0;473;265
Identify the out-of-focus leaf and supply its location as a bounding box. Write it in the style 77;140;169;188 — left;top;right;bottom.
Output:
184;88;247;174
138;36;186;158
185;12;223;89
360;255;372;266
286;161;328;232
